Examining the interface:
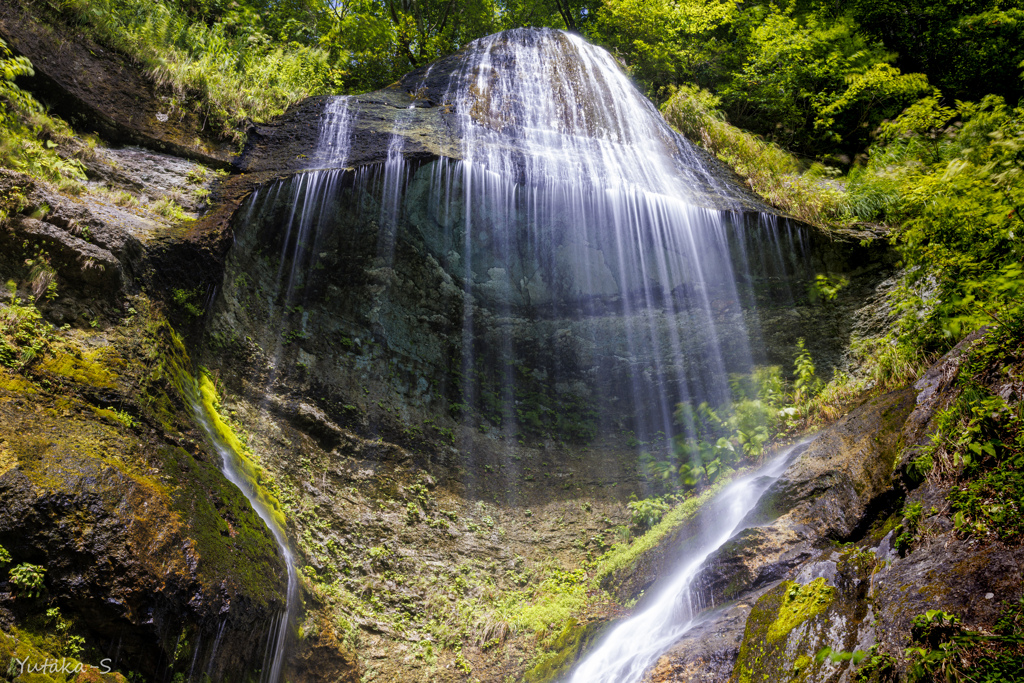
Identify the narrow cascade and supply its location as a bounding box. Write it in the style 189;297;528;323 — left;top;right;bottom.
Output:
188;375;298;683
569;443;806;683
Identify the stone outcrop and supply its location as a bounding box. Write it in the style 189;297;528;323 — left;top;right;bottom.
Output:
0;1;237;167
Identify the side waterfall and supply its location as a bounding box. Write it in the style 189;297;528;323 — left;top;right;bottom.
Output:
183;102;357;682
189;378;297;683
569;443;804;682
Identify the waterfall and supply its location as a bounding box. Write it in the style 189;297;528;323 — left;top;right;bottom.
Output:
211;26;829;679
182;100;358;683
569;443;804;683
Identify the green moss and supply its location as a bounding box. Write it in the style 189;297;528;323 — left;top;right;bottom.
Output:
523;619;608;683
38;350;120;390
196;370;287;532
1;626;77;682
158;443;285;609
515;584;590;635
593;476;733;587
767;579;834;640
0;372;37;395
734;579;836;683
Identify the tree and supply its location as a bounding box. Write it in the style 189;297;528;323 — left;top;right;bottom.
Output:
594;0;738;99
848;0;1024;103
719;5;928;157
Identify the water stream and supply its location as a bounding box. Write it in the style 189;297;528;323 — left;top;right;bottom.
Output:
181;103;361;682
569;443;805;683
188;376;298;683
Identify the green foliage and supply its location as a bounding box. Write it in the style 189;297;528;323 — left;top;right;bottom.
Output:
666;343;832;493
0;544;9;566
853;645;897;682
171;287;205;317
46;607;86;657
916;322;1024;543
905;603;1024;683
809;273;849;304
594;0;738;98
661;86;852;228
894;502;923;553
0;38;87;188
861;95;1024;357
793;338;822;403
0;285;58;369
151;196;189;221
110;408;138;428
9;563;46;598
55;0;334;139
719;6;928;156
626;495;670;531
849;0;1024;104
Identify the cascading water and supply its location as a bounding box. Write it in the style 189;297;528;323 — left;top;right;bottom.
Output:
226;29;818;456
183;100;359;683
568;443;805;683
437;28;760;449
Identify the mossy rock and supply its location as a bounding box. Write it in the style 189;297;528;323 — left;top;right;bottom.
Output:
732;578;835;683
523;618;611;683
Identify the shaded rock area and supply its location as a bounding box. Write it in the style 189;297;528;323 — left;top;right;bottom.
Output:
0;1;237;167
0;309;289;680
0;169;138;298
201;162;893;476
0;26;288;675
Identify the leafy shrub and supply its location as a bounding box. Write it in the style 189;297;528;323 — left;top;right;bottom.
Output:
906;604;1024;683
9;562;46;598
0;285;57;369
171;287;205;317
55;0;334;139
627;496;671;531
0;39;87;186
662;85;852;228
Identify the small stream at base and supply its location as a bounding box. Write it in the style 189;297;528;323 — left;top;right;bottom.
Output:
187;376;298;683
569;441;806;683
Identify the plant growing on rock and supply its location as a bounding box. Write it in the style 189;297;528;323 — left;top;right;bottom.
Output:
0;39;87;186
0;282;58;369
9;562;45;598
627;495;671;531
905;603;1024;683
46;607;86;658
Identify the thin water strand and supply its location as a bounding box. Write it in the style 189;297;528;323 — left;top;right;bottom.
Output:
188;383;299;683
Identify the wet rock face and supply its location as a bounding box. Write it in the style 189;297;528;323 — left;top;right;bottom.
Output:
0;170;135;296
0;386;289;681
621;333;1024;683
206;161;890;450
0;161;287;677
642;601;756;683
